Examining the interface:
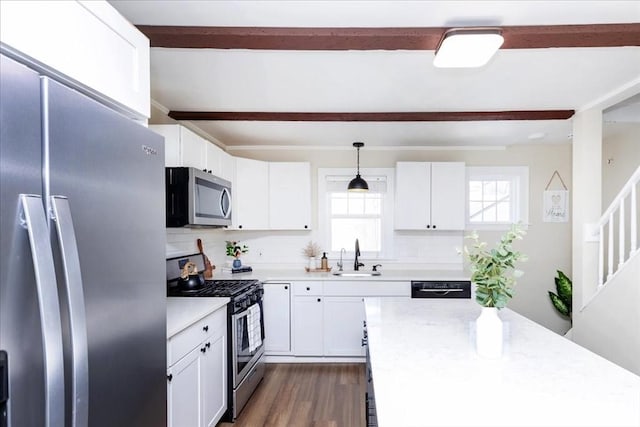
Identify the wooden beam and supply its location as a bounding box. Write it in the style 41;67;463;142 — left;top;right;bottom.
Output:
138;24;640;50
167;110;575;122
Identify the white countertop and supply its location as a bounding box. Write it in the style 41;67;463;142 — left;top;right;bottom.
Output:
209;268;469;282
166;297;229;338
364;297;640;427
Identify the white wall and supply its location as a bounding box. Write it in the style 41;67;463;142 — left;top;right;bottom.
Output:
578;253;640;376
602;123;640;209
166;143;574;334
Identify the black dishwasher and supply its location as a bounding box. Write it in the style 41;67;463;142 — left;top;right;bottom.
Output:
411;280;471;299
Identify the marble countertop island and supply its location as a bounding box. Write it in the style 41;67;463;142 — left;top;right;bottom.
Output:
364;297;640;427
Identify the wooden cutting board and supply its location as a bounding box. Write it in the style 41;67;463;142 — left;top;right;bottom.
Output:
197;238;215;279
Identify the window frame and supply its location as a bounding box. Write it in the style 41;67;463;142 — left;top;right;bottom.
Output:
318;168;395;260
465;166;529;230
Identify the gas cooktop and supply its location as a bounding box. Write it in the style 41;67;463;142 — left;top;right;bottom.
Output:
167;279;260;298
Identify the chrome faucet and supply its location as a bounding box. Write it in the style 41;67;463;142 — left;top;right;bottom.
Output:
354;239;364;271
338;248;346;271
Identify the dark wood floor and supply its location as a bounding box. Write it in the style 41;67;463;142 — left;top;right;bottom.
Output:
219;363;366;427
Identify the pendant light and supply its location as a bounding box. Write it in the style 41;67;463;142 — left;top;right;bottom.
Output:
348;142;369;192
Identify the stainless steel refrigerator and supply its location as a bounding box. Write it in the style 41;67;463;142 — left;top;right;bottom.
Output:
0;53;166;427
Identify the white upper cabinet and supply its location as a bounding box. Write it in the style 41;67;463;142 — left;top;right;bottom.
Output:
395;162;431;229
395;162;465;230
233;158;312;230
430;162;466;230
233;157;270;230
268;162;311;230
0;0;150;119
151;124;228;178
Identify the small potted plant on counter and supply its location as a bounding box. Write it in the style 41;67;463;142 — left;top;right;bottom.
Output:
302;241;321;270
226;240;248;269
463;224;527;358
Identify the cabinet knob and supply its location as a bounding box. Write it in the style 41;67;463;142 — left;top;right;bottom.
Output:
304;225;308;229
200;346;207;353
206;342;211;349
203;325;209;332
167;374;173;382
284;286;288;290
239;225;243;229
426;224;431;229
317;298;321;302
433;225;437;229
306;287;310;291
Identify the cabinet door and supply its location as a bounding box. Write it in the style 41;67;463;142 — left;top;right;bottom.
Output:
263;283;292;354
293;296;324;356
323;297;366;356
268;162;311;230
219;151;235;183
201;335;227;427
234;157;269;229
150;124;181;167
395;162;431;229
180;127;206;170
205;143;223;177
430;162;466;230
0;1;150;118
167;348;201;427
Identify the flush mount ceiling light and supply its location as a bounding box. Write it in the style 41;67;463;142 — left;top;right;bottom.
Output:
348;142;368;192
433;28;504;68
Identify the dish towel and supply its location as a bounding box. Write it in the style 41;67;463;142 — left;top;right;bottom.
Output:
247;303;262;352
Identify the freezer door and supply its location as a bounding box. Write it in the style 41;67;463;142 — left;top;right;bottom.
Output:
43;78;166;427
0;54;64;427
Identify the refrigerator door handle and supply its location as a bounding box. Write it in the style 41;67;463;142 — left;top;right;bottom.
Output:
50;196;89;427
19;194;65;427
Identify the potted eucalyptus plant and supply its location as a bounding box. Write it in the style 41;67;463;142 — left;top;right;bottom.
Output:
226;240;248;268
463;224;527;358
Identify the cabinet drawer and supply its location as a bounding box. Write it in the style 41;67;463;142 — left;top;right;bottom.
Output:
293;281;323;296
168;307;226;366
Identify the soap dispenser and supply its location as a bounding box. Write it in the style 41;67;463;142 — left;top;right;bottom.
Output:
321;252;328;270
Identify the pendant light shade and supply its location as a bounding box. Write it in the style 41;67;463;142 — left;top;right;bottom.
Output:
348;142;368;192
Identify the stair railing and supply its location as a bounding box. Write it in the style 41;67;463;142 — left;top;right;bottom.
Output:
597;165;640;288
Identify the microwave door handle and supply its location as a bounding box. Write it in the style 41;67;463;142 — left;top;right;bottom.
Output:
20;195;65;427
220;188;231;218
50;196;89;427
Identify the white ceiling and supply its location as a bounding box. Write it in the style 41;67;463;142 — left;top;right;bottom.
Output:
110;0;640;148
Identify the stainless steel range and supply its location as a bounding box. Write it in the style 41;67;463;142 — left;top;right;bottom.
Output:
167;254;265;422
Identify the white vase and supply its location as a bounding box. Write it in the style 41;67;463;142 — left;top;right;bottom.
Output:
308;257;316;269
475;307;503;358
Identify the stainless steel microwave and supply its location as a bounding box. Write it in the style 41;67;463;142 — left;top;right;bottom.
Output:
166;167;232;227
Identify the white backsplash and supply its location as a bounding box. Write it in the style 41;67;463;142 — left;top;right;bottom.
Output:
166;228;463;270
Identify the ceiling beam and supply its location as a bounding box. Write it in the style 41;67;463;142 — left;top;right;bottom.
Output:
138;24;640;50
167;111;575;122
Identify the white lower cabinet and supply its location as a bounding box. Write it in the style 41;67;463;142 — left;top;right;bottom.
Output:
201;334;226;427
168;348;201;427
263;283;292;354
323;297;366;356
167;307;227;427
288;281;409;357
293;296;324;356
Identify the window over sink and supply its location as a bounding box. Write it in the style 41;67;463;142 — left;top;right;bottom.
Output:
318;169;394;259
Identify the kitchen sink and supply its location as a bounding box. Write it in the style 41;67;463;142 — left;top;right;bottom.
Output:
332;271;381;277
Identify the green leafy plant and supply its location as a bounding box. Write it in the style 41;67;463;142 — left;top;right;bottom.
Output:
464;224;527;308
225;240;248;258
548;270;572;321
